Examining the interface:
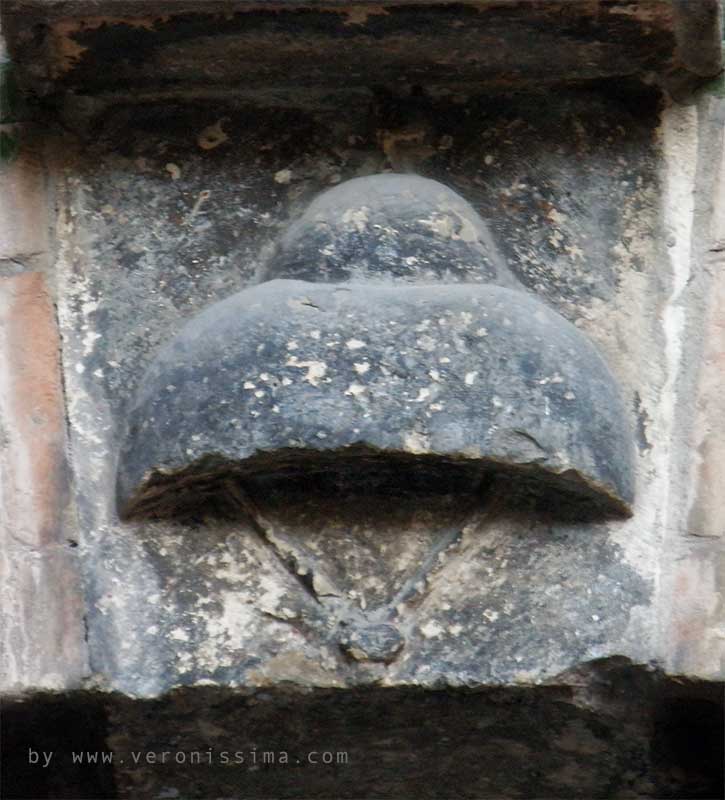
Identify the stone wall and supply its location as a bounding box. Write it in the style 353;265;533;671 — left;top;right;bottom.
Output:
1;2;724;798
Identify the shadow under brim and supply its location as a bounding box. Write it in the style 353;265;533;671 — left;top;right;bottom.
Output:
118;447;632;526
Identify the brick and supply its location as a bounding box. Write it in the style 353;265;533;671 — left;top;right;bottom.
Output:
0;272;67;548
0;272;87;693
0;153;49;268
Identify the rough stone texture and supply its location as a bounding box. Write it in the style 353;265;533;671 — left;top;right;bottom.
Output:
51;85;668;700
687;103;725;546
0;272;87;693
96;668;667;799
0;152;49;274
267;174;516;286
1;1;722;102
2;675;723;799
117;281;634;520
0;74;710;797
1;3;724;796
658;96;725;681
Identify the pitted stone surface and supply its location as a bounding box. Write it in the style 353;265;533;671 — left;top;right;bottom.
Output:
117;280;633;519
4;8;725;797
54;85;671;701
0;273;87;693
3;1;722;102
340;623;405;663
265;174;516;287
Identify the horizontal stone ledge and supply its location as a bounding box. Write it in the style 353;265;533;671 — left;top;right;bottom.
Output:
2;1;721;100
3;665;724;800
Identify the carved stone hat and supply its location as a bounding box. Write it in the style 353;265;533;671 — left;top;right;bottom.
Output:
116;174;634;521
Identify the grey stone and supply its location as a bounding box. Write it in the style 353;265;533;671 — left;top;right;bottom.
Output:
117;280;633;520
265;174;517;287
30;65;725;798
52;86;665;705
339;623;405;663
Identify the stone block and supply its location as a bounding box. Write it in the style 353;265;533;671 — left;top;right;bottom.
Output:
1;1;721;104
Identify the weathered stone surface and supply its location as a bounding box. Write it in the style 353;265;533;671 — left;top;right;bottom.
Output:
1;1;722;103
0;15;721;797
54;85;664;703
98;669;664;799
0;0;723;794
0;153;49;272
658;101;725;682
117;281;633;520
266;174;516;286
3;671;721;799
32;72;724;800
687;125;725;547
339;622;405;663
0;272;87;693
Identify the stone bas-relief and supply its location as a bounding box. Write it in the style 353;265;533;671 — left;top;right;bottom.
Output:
15;67;722;796
266;174;517;286
118;175;634;522
115;175;634;666
1;0;724;796
117;280;634;519
50;86;667;703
